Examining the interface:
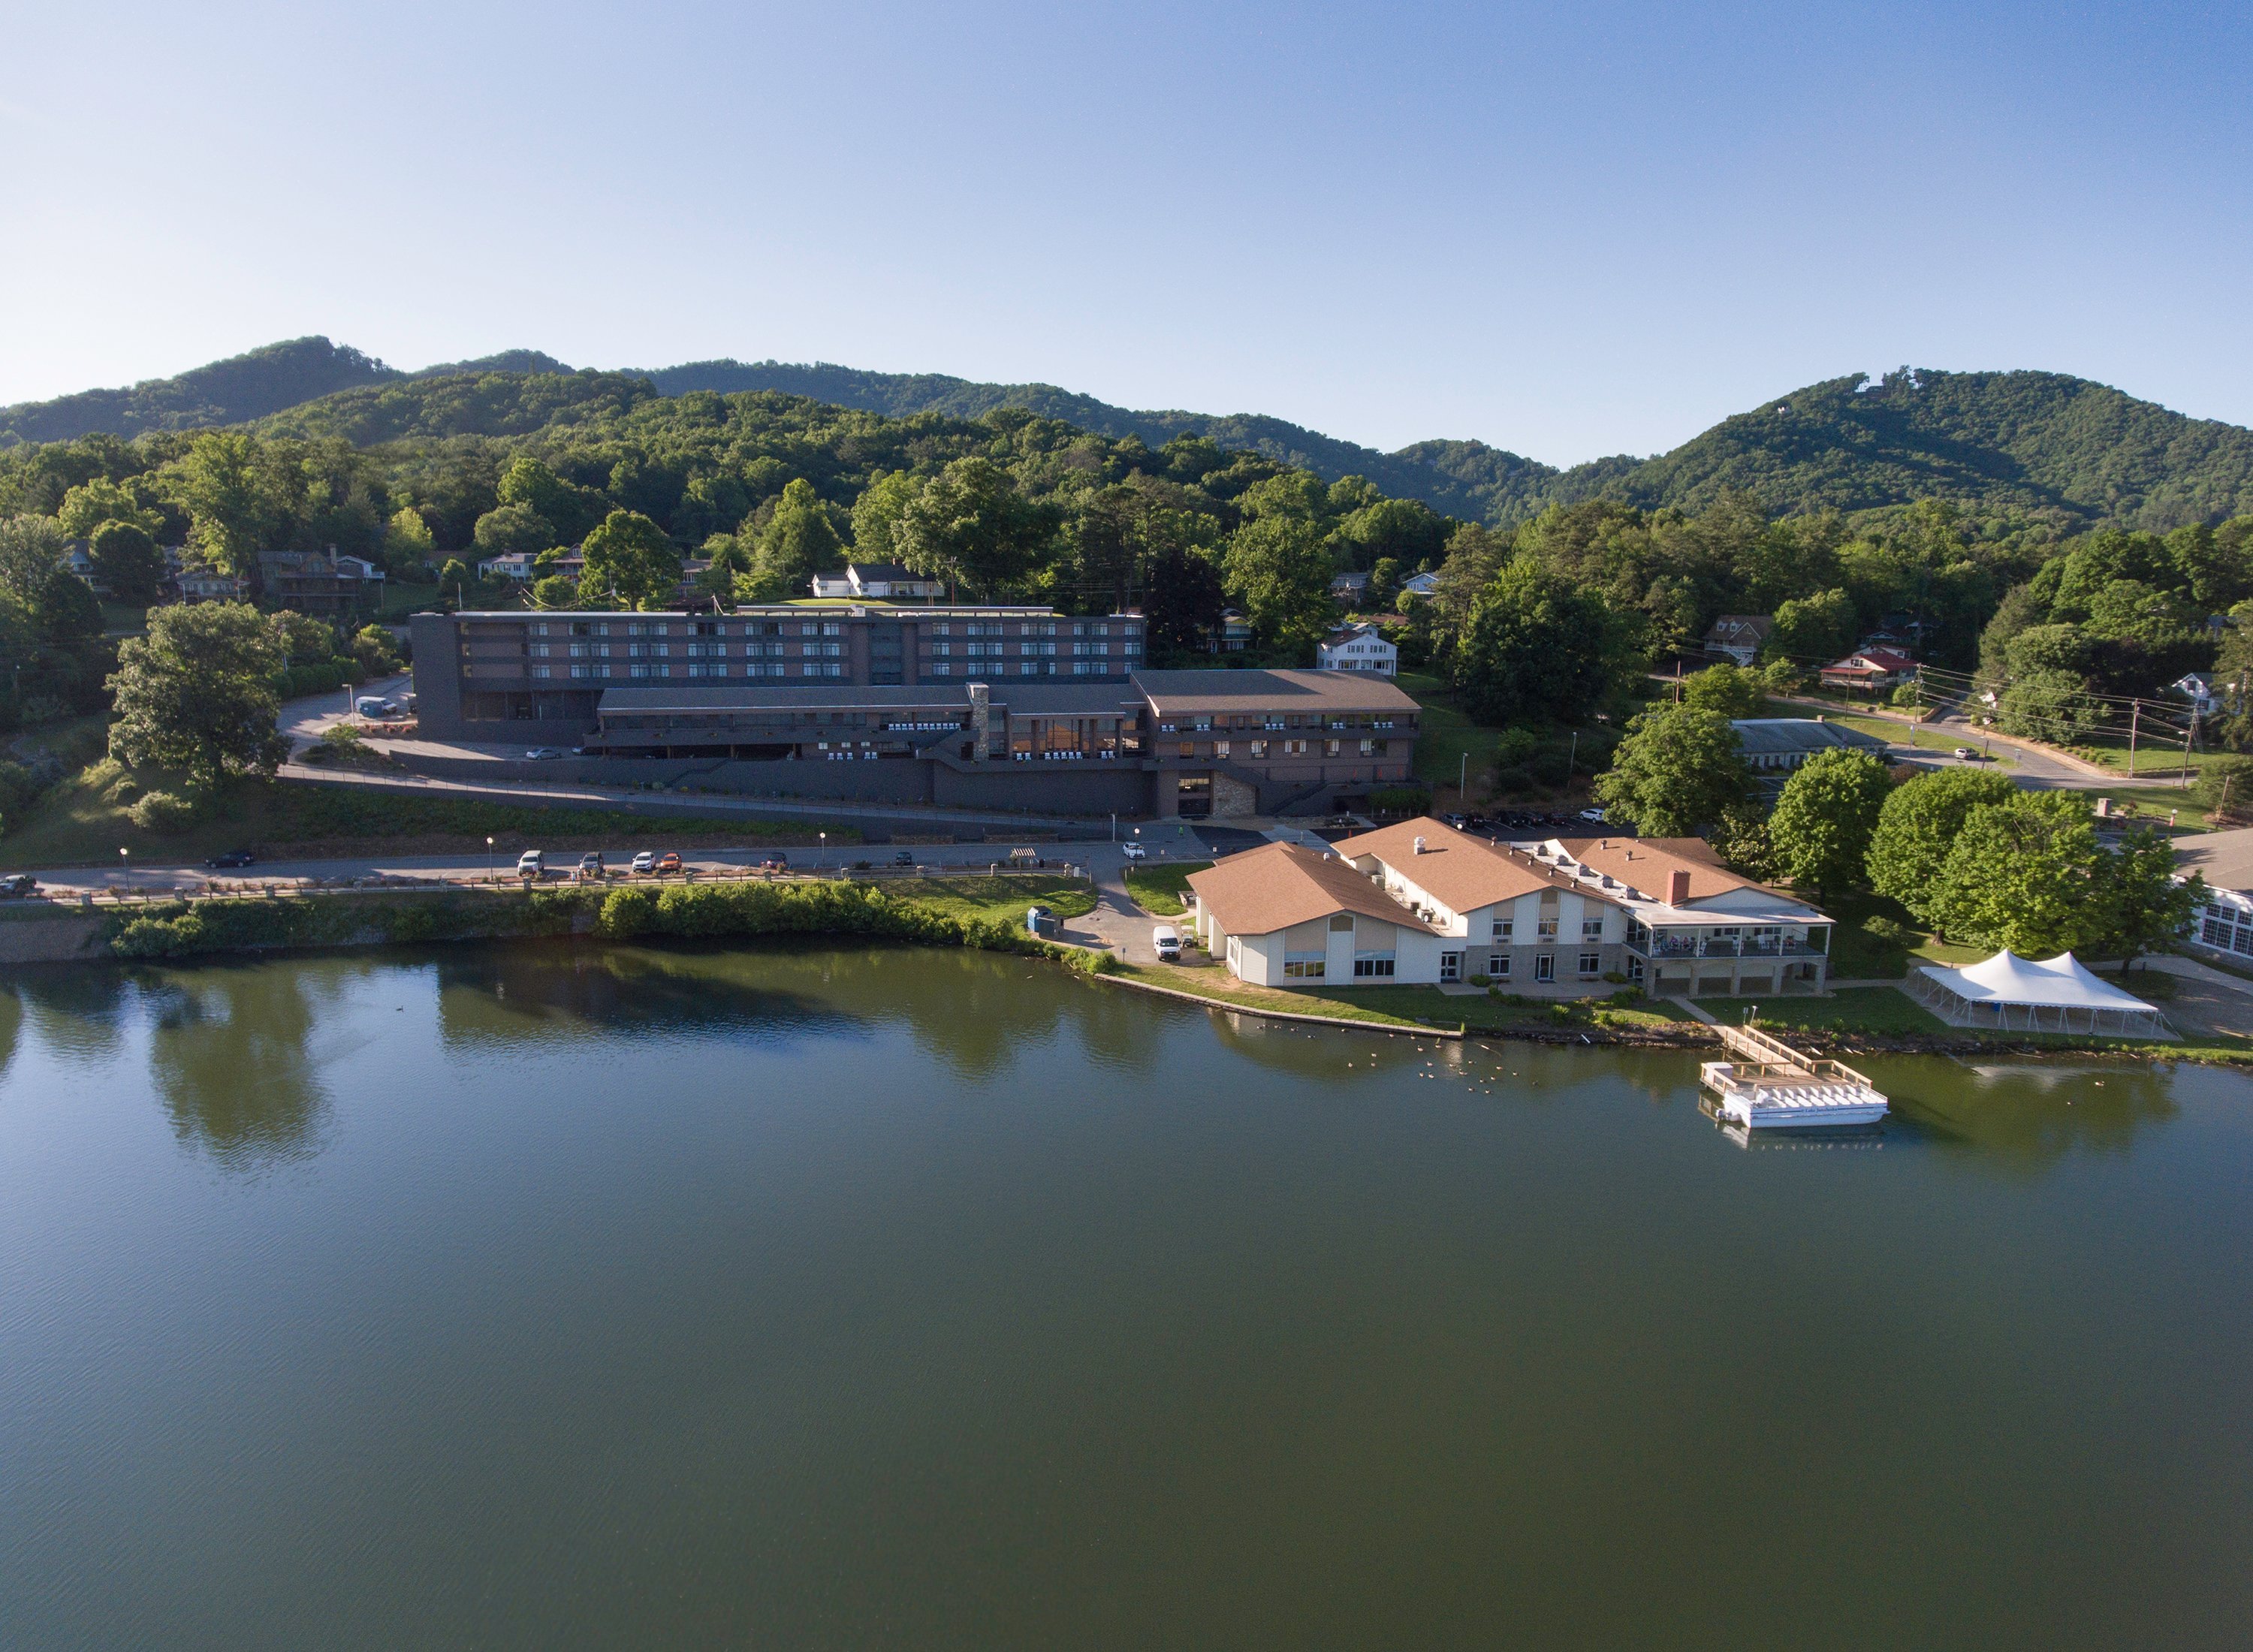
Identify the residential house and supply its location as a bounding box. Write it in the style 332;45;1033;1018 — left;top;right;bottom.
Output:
1208;609;1254;653
808;562;946;601
2168;672;2218;716
478;551;541;582
1818;647;1917;692
174;562;252;603
61;539;104;593
1329;570;1371;605
1401;571;1441;599
257;547;385;616
1316;623;1399;677
1703;614;1773;667
1189;817;1833;994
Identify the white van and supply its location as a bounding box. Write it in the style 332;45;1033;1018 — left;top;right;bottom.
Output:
1151;924;1182;962
517;849;544;878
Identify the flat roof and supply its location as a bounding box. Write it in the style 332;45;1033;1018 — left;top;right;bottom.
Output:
1131;668;1419;716
442;604;1090;620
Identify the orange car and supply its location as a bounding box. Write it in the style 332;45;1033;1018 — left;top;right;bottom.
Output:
655;852;683;875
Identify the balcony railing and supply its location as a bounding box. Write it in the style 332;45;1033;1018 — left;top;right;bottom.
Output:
1631;935;1829;960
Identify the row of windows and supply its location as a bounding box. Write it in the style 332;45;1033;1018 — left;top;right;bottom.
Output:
1158;715;1394;733
550;662;847;681
1174;739;1388;758
1478;951;1603;982
2198;915;2253;957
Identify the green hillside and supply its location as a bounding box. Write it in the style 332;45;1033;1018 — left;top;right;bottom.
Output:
0;338;575;447
10;342;2253;534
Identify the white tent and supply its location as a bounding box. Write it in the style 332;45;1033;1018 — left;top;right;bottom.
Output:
1911;950;2173;1037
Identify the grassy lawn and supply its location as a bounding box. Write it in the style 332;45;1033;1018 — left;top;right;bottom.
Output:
1398;671;1488;800
882;875;1094;927
1110;963;1695;1036
1823;890;1986;979
1698;987;1950;1036
0;770;856;867
1124;861;1208;915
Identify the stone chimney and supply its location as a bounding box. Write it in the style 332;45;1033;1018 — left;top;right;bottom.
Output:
1667;869;1692;906
967;683;992;759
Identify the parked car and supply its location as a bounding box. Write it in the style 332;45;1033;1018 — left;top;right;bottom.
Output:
355;697;394;718
1578;807;1607;824
759;852;789;870
517;849;544;877
1121;842;1146;861
655;852;682;875
891;849;916;867
631;851;657;874
1;873;39;898
1953;746;1980;761
525;747;565;761
1152;924;1183;961
206;849;257;869
578;852;605;878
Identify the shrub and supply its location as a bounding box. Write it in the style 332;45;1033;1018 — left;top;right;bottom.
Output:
1370;785;1433;815
130;790;197;833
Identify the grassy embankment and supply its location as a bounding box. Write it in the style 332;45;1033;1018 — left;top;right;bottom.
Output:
1123;861;1209;916
878;875;1093;927
1111;959;1692;1037
96;874;1110;967
0;767;857;870
1397;671;1612;811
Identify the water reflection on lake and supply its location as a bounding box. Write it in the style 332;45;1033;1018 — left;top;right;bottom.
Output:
1;942;2248;1651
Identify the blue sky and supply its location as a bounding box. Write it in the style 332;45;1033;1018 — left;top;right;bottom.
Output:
2;1;2246;463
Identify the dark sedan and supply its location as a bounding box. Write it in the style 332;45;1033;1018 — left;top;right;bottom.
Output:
206;849;257;869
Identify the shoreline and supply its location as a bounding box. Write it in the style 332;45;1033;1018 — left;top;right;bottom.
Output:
1;884;2238;1068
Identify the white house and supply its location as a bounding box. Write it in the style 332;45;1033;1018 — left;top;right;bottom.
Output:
2168;672;2218;716
1189;818;1835;995
477;551;541;582
808;562;946;601
1317;623;1398;677
1329;570;1372;604
1401;571;1441;599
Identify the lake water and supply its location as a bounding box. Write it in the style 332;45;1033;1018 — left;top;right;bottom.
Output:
3;943;2250;1650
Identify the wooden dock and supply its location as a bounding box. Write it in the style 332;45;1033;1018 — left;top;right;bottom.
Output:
1698;1023;1889;1129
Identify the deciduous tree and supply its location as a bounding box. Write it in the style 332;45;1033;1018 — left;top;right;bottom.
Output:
87;519;166;604
107;601;290;785
1592;707;1751;835
1926;792;2101;953
1766;748;1893;899
580;510;682;610
1864;767;2018;920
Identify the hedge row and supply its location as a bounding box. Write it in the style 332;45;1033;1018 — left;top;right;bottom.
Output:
103;879;1117;975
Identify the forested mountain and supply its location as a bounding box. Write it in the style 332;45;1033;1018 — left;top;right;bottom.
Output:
9;342;2253;535
0;338;572;446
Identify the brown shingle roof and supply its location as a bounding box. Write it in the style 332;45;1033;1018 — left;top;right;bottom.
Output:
1331;817;1564;911
1550;837;1754;903
1186;842;1437;938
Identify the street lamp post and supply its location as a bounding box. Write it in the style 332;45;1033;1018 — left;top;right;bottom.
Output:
818;831;826;872
486;835;495;883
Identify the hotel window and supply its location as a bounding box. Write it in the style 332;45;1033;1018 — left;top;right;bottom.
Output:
1326;740;1341;757
532;622;550;636
1072;661;1096;675
1249;740;1268;758
1178;743;1195;758
930;642;952;657
568;643;589;659
1352;952;1396;978
696;620;721;636
1490;917;1512;942
686;662;727;679
530;643;551;658
1537;916;1558;938
1535;954;1555;983
1578;951;1602;976
1283;956;1326;978
1583;918;1604;940
531;665;551;680
629;663;657;679
686;641;726;659
1214;741;1230;759
1359;739;1374;755
930;662;954;676
820;622;842;637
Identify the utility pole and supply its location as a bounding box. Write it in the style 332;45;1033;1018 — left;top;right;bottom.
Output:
2128;700;2139;777
1458;750;1466;800
2181;718;2195;788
